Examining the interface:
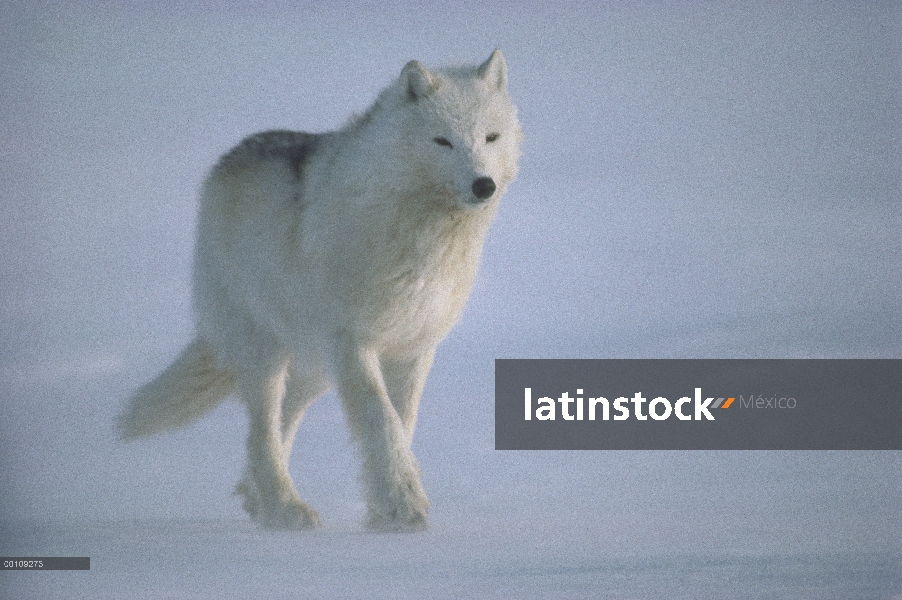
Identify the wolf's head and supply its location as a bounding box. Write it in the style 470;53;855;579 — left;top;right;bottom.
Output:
390;50;522;210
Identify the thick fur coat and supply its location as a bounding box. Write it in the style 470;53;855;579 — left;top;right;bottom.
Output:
120;50;522;530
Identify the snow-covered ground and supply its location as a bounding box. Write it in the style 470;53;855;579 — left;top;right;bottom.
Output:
2;2;900;598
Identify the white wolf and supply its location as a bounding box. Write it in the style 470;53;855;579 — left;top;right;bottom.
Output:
120;50;521;531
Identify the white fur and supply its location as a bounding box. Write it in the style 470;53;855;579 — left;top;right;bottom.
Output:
120;50;521;531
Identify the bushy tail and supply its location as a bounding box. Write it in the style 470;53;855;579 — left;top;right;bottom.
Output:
119;338;236;439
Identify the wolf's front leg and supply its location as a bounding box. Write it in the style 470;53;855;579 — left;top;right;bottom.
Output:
382;349;435;439
336;342;430;531
239;358;321;530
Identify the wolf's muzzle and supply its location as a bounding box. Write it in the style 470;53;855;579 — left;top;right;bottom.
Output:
471;177;496;200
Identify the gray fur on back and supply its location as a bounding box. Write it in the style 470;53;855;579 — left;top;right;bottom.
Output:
215;130;320;180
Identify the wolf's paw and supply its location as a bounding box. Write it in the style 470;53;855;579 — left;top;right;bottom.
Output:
366;479;430;532
258;497;322;530
366;508;429;532
236;476;321;529
234;478;260;517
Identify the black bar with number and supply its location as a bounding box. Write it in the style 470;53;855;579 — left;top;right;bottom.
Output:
1;557;90;570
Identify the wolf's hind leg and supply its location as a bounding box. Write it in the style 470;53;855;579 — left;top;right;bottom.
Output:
279;367;330;466
238;352;321;529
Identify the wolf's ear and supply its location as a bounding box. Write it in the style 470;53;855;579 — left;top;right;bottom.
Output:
400;60;438;102
477;49;507;91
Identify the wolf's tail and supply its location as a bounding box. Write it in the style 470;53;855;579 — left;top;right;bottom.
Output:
119;338;236;439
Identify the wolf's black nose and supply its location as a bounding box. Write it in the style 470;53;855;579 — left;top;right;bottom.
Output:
471;177;496;200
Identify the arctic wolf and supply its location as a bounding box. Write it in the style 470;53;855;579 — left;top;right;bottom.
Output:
120;50;521;531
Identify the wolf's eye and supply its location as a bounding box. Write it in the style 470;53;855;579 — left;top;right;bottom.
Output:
485;133;500;143
433;137;453;148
